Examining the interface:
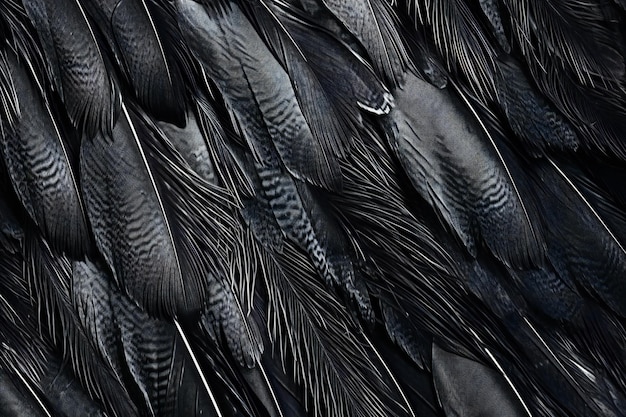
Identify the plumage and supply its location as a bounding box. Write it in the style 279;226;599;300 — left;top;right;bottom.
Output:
82;0;186;124
178;0;342;190
387;73;544;268
1;49;90;256
1;0;626;416
22;0;119;137
80;104;234;318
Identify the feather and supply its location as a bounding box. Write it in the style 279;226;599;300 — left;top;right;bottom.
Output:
80;103;234;318
22;0;119;137
73;259;221;416
1;50;90;257
247;0;392;158
503;0;626;158
432;343;528;417
478;0;510;52
201;279;263;368
322;0;411;86
260;240;406;417
254;157;372;320
386;73;544;267
186;322;266;417
496;57;579;154
194;94;256;203
531;159;626;317
24;232;138;417
407;0;499;101
2;1;626;416
249;299;309;417
503;0;625;84
178;0;342;191
82;0;186;124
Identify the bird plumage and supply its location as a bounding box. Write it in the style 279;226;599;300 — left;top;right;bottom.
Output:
0;0;625;416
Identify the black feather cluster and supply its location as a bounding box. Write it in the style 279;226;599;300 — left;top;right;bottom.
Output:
0;0;625;416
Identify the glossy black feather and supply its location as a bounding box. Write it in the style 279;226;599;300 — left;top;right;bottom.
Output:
386;73;544;268
22;0;119;137
73;259;220;416
1;1;626;416
82;0;186;125
322;0;411;86
432;343;528;417
1;50;90;257
178;0;342;191
80;105;234;318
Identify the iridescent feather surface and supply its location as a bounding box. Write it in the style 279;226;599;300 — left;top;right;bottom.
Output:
0;0;625;416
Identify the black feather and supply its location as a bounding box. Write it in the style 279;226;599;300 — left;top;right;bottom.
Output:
1;1;626;416
80;104;234;318
1;50;90;257
22;0;119;137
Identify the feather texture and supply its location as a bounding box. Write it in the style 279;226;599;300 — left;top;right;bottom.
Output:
1;1;626;416
178;0;342;190
1;50;90;256
80;104;234;318
82;0;186;124
322;0;411;86
386;73;544;267
22;0;119;137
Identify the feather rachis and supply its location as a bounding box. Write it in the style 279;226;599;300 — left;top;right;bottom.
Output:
23;0;119;137
1;50;90;256
80;103;234;318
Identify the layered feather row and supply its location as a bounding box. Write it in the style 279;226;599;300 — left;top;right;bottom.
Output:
0;0;625;416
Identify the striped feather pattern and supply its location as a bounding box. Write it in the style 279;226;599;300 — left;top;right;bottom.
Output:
0;1;624;416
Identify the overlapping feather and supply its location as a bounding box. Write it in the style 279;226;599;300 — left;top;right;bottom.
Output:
22;0;119;137
1;50;90;257
386;73;544;268
0;1;625;417
82;0;186;124
80;103;235;318
177;0;342;190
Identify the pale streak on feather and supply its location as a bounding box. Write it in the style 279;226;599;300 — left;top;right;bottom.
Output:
467;328;533;417
139;0;173;86
522;317;590;400
121;103;186;298
453;82;538;250
3;52;89;254
258;362;286;417
422;0;498;102
12;368;53;417
548;158;626;256
174;320;223;417
363;336;416;417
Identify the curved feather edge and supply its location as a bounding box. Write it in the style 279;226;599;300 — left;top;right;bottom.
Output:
1;49;90;257
322;0;411;86
543;158;626;317
23;0;120;137
432;342;529;417
80;102;234;318
24;231;138;417
247;1;392;158
502;0;625;84
387;73;544;268
177;0;342;190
